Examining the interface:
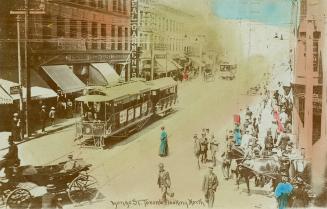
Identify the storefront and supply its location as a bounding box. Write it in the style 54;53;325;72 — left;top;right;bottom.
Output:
0;79;57;131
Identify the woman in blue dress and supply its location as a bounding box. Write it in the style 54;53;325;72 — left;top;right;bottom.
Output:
159;126;168;157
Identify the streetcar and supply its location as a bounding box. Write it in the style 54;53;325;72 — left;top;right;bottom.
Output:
75;77;178;148
219;62;237;80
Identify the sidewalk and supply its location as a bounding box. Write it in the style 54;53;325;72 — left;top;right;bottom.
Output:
0;116;77;151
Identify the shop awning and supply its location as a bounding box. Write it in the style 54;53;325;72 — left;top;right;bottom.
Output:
156;59;178;73
190;57;205;67
0;79;57;101
90;63;120;85
0;86;13;104
148;77;177;90
41;65;85;93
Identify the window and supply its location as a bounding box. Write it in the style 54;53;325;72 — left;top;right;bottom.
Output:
92;22;98;49
123;0;127;13
111;25;115;50
125;27;128;50
118;26;122;37
98;0;104;8
101;24;106;37
101;24;106;49
89;0;96;7
118;26;122;50
70;19;77;38
42;16;51;39
113;0;117;11
118;0;122;12
313;40;318;72
57;17;65;37
81;21;87;38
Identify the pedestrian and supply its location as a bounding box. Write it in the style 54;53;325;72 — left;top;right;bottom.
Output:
40;105;47;132
200;133;208;164
194;134;201;168
49;107;56;126
66;99;73;118
41;184;63;209
11;113;21;141
159;126;168;157
274;172;293;209
233;125;242;146
157;163;174;203
209;134;219;167
202;166;219;208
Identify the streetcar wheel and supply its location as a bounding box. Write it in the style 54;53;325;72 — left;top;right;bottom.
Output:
5;188;31;209
68;174;99;205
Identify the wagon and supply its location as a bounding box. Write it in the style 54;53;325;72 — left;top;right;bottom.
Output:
0;159;99;209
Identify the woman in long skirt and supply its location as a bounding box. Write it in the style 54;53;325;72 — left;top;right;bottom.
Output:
159;126;168;157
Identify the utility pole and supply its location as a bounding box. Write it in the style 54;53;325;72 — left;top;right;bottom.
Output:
16;15;23;112
24;0;31;137
150;33;155;80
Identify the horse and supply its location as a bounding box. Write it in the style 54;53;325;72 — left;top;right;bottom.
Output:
236;157;281;194
221;145;244;180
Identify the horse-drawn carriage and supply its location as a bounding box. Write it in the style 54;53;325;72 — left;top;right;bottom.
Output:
225;146;314;204
0;159;98;209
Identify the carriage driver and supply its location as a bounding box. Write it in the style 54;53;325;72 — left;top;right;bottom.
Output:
61;154;77;172
0;137;19;177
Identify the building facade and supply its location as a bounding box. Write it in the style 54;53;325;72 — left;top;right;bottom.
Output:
292;0;324;160
2;0;131;93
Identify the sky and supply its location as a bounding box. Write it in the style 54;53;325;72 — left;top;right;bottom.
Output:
212;0;293;26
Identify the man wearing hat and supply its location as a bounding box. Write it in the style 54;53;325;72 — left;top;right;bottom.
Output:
62;154;76;172
199;132;209;164
193;134;201;169
274;172;293;209
42;184;63;209
11;113;21;141
157;163;174;203
209;134;219;167
49;107;56;126
40;105;47;133
202;165;219;208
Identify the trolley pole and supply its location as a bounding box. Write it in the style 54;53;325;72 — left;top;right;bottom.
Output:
24;0;31;137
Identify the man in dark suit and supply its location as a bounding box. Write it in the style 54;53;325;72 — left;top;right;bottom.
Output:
157;163;174;203
202;166;219;208
40;105;47;132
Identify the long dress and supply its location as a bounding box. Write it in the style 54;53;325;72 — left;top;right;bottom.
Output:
159;130;168;156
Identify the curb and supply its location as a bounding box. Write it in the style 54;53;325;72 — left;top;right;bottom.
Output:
0;121;76;151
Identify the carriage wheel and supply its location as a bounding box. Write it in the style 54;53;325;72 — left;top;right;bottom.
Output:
5;188;32;209
68;174;99;205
